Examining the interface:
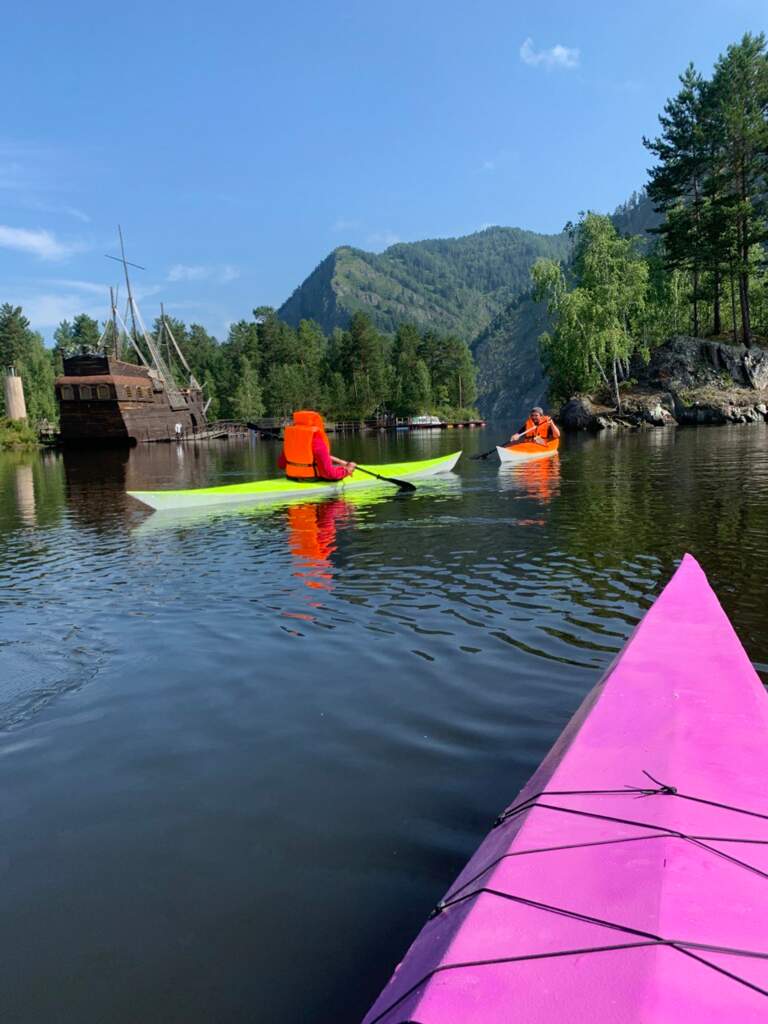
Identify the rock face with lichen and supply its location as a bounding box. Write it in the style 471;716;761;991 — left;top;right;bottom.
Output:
560;336;768;431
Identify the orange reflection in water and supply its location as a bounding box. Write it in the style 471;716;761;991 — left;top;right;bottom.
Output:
287;499;353;594
519;455;560;503
500;454;561;508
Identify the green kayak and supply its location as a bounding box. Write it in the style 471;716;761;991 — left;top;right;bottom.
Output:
128;450;462;511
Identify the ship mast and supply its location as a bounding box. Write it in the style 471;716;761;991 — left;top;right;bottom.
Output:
109;286;120;359
105;228;189;411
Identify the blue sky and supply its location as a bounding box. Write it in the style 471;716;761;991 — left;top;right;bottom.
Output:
1;0;765;341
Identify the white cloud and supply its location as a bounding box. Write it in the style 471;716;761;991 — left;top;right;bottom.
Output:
27;201;91;223
482;159;496;172
167;263;240;283
168;264;209;282
17;293;104;328
366;230;400;251
520;37;580;70
332;217;361;233
0;225;78;260
45;279;106;296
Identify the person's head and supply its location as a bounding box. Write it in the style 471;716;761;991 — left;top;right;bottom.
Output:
530;406;544;423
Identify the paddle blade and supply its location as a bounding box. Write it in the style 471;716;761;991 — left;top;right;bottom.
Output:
471;446;502;460
353;464;417;492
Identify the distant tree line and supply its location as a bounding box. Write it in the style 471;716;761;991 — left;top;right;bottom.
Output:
532;32;768;406
146;308;478;423
1;302;478;428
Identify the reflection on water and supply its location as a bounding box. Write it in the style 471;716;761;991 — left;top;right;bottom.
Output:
498;453;561;505
0;425;766;1022
287;499;352;594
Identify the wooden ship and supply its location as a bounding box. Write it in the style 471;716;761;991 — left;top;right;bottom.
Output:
55;231;209;445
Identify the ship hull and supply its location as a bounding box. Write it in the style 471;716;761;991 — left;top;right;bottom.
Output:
55;355;206;445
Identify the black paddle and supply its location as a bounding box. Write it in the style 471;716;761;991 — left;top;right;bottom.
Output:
470;419;553;460
247;425;416;492
350;464;416;493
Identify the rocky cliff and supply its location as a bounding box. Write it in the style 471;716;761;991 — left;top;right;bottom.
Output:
470;295;551;423
560;336;768;431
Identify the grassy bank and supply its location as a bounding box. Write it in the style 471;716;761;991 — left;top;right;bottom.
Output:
0;418;39;450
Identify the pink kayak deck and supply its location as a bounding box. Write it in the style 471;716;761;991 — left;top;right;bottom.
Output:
362;554;768;1023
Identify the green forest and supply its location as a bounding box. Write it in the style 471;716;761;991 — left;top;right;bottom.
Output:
142;308;479;422
533;32;768;405
0;302;478;426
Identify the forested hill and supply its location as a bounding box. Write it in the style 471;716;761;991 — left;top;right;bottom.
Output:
471;191;663;421
610;191;663;241
278;227;570;339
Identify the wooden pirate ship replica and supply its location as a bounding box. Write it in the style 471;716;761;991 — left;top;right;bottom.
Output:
55;231;208;445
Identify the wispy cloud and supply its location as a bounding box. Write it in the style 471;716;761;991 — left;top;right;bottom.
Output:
520;37;580;71
480;147;518;174
26;201;91;223
167;263;240;284
167;264;208;282
366;230;400;251
0;141;50;192
332;217;362;233
17;292;104;329
43;278;107;296
0;225;80;261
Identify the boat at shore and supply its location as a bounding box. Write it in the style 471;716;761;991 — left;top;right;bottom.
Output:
54;231;208;446
361;554;768;1023
497;438;559;463
128;451;462;511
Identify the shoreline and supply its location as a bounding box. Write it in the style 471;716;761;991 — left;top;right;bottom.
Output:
559;336;768;432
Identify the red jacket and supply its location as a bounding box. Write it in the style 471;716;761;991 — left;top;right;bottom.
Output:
278;432;351;481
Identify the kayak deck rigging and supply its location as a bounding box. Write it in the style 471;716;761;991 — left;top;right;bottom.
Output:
362;554;768;1023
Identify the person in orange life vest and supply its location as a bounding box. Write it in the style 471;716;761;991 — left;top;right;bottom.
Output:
510;406;561;446
278;410;356;481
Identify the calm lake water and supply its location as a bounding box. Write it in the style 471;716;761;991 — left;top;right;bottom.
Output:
1;425;767;1023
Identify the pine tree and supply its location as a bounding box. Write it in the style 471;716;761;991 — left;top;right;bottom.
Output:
71;314;102;353
710;33;768;346
232;355;264;421
391;324;431;415
337;313;388;419
644;65;708;336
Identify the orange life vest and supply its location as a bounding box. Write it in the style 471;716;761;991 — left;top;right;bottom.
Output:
525;416;551;439
282;410;331;480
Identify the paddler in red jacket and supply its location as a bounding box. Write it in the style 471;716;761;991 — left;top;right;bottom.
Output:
278;410;357;481
510;406;561;446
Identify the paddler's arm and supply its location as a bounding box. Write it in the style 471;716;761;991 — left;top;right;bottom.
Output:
549;419;561;439
329;455;357;473
510;422;527;442
308;434;354;480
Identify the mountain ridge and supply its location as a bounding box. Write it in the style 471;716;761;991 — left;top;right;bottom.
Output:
278;192;662;420
278;226;570;339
